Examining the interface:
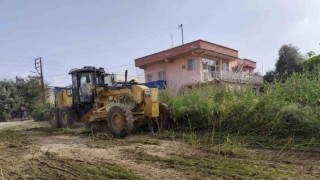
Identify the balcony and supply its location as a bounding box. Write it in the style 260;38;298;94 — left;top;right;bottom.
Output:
203;71;263;85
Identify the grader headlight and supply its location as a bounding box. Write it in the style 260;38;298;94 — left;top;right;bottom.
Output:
144;89;151;97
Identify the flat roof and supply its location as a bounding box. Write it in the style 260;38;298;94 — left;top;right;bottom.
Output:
135;39;239;68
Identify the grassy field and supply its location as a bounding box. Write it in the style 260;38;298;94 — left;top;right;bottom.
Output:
2;71;320;179
160;72;320;139
0;122;320;179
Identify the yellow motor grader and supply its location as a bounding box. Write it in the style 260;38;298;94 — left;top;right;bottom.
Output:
49;66;171;137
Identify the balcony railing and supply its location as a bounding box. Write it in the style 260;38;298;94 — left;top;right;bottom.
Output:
203;71;263;85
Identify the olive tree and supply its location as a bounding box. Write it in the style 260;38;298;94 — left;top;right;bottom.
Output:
275;44;303;81
0;81;23;121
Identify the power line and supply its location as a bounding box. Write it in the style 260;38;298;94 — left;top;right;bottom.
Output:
42;25;176;58
0;25;177;67
0;54;33;59
0;25;179;81
107;63;134;69
0;57;32;63
43;63;136;78
44;74;69;78
0;26;170;60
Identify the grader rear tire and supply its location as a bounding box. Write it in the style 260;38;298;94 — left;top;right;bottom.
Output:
152;103;173;132
107;104;133;137
59;107;78;128
49;108;61;128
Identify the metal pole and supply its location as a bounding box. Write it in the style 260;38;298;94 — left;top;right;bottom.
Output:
35;57;46;104
178;24;184;45
39;58;46;103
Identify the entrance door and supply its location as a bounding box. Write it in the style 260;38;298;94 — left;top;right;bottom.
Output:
221;63;228;79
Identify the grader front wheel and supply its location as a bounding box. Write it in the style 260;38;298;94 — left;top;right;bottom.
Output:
107;104;134;137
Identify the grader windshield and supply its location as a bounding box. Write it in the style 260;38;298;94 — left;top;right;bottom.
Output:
79;73;94;102
69;66;105;104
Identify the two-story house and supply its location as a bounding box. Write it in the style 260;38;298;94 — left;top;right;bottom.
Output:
135;40;263;90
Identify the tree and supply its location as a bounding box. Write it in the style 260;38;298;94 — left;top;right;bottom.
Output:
263;70;276;83
16;76;45;114
302;54;320;72
275;44;303;81
0;81;23;121
306;51;316;58
0;75;51;121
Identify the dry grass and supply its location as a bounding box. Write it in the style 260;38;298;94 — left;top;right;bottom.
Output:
126;145;319;179
0;128;142;179
1;123;320;179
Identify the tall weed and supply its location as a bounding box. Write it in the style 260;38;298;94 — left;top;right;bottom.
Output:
160;72;320;138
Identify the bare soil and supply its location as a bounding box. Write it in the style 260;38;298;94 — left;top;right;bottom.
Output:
0;120;44;129
0;121;320;179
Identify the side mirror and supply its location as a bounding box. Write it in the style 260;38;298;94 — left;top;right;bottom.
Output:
86;75;90;83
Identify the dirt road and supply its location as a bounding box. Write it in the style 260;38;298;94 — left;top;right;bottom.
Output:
0;120;45;129
0;121;192;179
0;121;319;179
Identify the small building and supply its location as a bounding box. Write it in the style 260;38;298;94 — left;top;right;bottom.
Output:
134;40;263;90
48;86;65;104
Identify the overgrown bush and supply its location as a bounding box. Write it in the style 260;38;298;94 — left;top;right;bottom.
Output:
32;103;53;122
302;54;320;72
0;76;48;121
0;81;23;121
160;71;320;138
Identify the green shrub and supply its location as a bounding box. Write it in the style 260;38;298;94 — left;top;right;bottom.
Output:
160;71;320;138
0;81;23;121
32;102;53;121
302;54;320;72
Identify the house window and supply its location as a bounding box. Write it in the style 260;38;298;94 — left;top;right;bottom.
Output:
158;71;166;81
202;58;217;79
222;63;228;71
146;74;152;82
202;63;208;70
187;59;198;71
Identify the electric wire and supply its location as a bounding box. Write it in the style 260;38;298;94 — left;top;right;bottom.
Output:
0;24;177;82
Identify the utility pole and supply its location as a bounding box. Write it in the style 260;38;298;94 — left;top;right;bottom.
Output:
178;24;184;45
171;34;173;48
35;57;46;104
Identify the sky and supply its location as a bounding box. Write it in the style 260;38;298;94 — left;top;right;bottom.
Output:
0;0;320;86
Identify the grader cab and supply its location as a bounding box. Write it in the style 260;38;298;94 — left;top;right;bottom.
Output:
49;66;171;137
